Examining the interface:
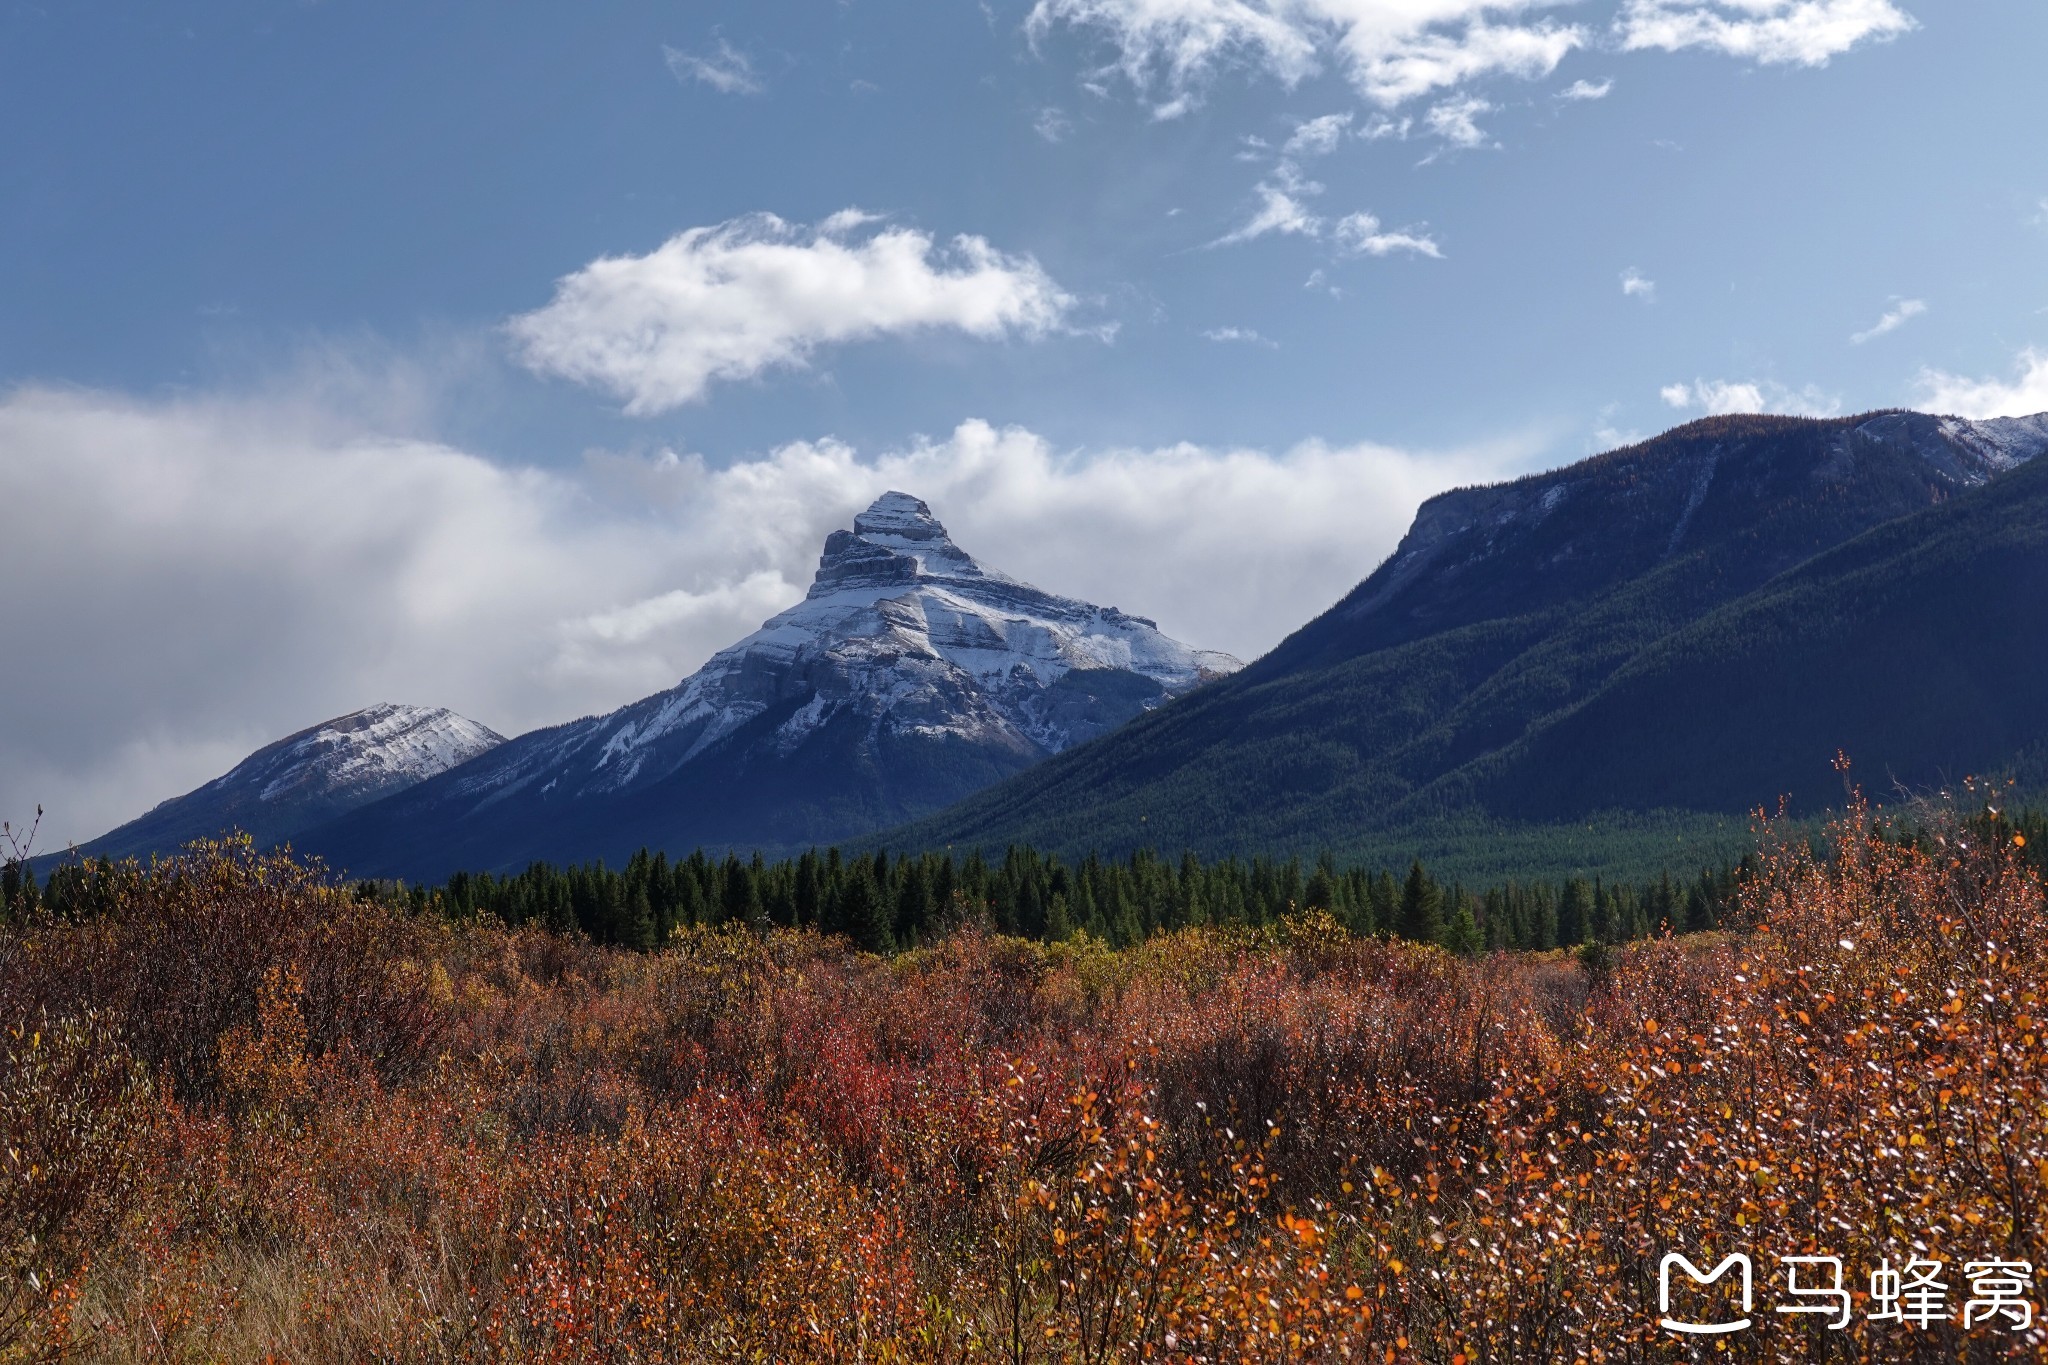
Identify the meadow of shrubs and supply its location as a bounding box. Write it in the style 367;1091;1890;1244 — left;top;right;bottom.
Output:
2;792;2046;1362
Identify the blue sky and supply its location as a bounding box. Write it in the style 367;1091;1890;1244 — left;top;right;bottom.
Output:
4;0;2047;841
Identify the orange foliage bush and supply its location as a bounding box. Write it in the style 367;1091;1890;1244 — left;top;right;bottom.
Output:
0;805;2044;1361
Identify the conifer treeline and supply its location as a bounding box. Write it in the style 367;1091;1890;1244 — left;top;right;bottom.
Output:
411;846;1750;955
13;805;2036;953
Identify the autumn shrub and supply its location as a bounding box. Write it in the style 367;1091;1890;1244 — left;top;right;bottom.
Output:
0;1010;155;1362
5;816;2047;1362
1;839;450;1105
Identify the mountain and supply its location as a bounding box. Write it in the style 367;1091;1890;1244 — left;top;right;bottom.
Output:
891;410;2048;875
77;703;505;862
301;492;1240;878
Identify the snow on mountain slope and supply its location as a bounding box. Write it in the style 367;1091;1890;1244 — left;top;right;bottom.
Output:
426;492;1242;812
79;703;505;859
1939;412;2048;470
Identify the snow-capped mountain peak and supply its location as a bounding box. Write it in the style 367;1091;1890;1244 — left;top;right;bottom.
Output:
80;703;505;861
369;493;1244;863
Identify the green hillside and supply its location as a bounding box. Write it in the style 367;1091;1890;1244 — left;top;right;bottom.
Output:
888;411;2048;872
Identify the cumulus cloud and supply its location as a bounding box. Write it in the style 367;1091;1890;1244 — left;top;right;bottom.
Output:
1557;76;1614;98
662;39;763;95
507;213;1077;414
1659;377;1840;416
1917;348;2048;419
0;384;1539;847
1848;297;1925;344
1617;0;1915;65
1334;212;1441;257
1621;267;1656;299
1027;0;1585;110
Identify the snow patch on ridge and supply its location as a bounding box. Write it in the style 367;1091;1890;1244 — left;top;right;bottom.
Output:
491;492;1244;801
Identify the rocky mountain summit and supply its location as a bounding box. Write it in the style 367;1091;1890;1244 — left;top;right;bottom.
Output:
78;703;504;861
299;493;1239;877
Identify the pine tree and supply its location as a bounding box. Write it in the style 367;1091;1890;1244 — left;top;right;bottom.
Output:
840;870;894;954
1443;898;1483;957
1044;893;1075;942
1398;862;1444;944
1557;878;1593;947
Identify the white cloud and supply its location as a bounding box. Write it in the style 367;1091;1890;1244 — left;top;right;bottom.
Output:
1917;348;2048;419
1283;111;1351;156
1621;267;1656;299
1201;326;1279;347
1215;184;1323;244
1424;94;1494;148
1659;377;1840;416
506;213;1077;414
1351;18;1584;106
1334;212;1442;257
1027;0;1585;110
1034;105;1075;141
1557;76;1613;99
1214;160;1436;259
662;39;763;95
1617;0;1915;65
0;384;1538;847
1848;297;1925;345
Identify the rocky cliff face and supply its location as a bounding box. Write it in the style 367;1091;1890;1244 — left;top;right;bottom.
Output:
300;493;1240;876
80;703;505;860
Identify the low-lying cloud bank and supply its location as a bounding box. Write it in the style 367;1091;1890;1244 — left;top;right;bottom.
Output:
0;385;1534;846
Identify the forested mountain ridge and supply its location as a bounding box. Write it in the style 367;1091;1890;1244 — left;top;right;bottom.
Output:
298;493;1239;879
891;409;2048;867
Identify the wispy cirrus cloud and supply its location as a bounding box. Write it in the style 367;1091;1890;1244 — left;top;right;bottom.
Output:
1335;212;1441;257
662;38;764;95
1557;76;1613;99
1027;0;1586;110
1212;169;1437;258
1213;174;1326;246
1201;326;1279;347
1424;94;1495;148
1616;0;1915;65
1282;111;1351;156
507;212;1079;413
1849;297;1925;345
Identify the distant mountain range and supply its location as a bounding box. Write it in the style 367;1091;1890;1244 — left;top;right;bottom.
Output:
78;704;503;862
65;410;2048;883
294;493;1238;878
892;410;2048;870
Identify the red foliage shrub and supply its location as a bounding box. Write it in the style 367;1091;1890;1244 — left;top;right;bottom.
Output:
3;809;2044;1361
